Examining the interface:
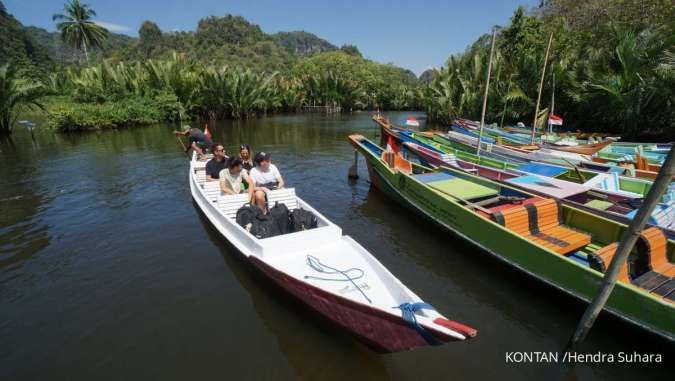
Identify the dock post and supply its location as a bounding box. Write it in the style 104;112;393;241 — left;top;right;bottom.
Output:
348;150;359;179
568;147;675;348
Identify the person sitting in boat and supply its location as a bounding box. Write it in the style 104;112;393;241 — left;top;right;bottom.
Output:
248;152;285;214
219;157;249;195
239;144;254;171
173;126;213;159
205;143;228;180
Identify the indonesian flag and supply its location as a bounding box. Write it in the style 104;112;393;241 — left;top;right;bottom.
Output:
203;124;213;139
548;114;563;126
386;135;400;154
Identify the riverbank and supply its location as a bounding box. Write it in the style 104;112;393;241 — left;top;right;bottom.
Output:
41;95;180;132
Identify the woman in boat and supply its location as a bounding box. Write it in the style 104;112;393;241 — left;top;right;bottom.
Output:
239;144;254;171
219;157;250;195
248;152;285;214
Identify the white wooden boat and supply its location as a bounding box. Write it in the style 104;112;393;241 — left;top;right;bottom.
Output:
188;153;476;352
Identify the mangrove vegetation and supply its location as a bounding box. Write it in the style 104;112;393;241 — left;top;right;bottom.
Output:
0;0;673;138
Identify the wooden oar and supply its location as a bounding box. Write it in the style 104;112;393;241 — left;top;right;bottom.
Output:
175;134;190;157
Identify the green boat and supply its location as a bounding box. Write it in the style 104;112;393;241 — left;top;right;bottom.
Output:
348;133;675;341
424;132;657;197
389;129;656;198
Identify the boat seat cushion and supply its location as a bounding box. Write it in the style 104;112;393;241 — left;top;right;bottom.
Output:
492;199;592;255
588;227;673;288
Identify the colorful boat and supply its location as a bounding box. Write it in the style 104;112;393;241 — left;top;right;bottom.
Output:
376;117;660;199
347;134;675;341
401;139;675;238
189;152;476;353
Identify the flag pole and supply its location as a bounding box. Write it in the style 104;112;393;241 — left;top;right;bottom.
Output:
531;33;553;145
477;28;497;156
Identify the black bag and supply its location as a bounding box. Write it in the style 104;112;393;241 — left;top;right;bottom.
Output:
236;204;262;230
249;213;281;239
268;202;291;234
290;209;318;232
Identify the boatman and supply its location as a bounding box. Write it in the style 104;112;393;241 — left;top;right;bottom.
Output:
174;126;213;159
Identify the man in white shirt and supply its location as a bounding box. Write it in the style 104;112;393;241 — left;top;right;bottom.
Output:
248;152;285;214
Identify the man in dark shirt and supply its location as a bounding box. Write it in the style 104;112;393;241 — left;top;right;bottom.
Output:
205;143;228;180
174;126;213;158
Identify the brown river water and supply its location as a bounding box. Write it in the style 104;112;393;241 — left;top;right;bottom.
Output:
0;112;672;380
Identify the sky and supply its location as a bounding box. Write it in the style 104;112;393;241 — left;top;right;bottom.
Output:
6;0;539;75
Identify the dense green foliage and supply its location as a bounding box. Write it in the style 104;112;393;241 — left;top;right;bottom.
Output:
0;64;45;134
421;1;675;137
2;0;672;137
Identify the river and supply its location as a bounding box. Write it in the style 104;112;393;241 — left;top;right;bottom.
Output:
0;112;672;380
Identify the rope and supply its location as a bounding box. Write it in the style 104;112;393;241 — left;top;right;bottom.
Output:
394;302;442;346
304;255;372;304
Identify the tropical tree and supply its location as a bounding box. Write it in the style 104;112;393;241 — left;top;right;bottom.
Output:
0;63;44;135
53;0;108;63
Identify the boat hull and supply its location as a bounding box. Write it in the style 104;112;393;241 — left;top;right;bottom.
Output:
350;137;675;342
249;256;458;353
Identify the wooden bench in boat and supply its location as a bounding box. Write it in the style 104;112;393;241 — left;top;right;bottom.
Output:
381;151;412;174
491;199;592;255
588;227;675;301
216;188;299;220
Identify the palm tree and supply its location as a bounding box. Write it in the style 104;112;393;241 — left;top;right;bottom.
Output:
53;0;108;63
0;64;44;135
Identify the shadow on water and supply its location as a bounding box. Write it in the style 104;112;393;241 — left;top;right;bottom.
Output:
192;202;391;381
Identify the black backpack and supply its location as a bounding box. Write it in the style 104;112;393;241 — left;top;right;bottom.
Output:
249;213;281;239
290;209;318;232
236;204;262;230
268;202;291;234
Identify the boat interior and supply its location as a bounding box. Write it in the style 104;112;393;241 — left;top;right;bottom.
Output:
354;135;675;303
191;156;440;313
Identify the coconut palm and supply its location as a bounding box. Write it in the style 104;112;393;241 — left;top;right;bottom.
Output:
53;0;108;63
0;64;44;135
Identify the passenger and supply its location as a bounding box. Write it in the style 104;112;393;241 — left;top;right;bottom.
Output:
205;143;228;180
248;152;285;214
174;126;213;159
239;144;254;171
219;157;249;195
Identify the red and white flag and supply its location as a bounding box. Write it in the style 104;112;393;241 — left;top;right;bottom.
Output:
548;114;563;126
203;124;213;139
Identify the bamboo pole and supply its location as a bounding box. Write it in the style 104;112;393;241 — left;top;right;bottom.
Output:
549;72;555;134
568;147;675;348
531;33;553;144
476;29;497;156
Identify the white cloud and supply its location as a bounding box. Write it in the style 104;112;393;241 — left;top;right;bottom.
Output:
93;20;131;33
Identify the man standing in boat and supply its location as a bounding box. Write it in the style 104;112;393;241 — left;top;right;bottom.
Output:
174;126;213;159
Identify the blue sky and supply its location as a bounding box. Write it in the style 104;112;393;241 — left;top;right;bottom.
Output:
6;0;538;75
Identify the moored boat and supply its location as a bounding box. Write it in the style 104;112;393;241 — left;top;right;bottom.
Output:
188;152;476;352
401;139;675;238
347;134;675;341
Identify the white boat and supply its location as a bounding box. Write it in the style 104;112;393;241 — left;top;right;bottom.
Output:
188;153;476;352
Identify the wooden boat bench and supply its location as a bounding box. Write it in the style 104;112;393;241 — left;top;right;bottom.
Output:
588;227;675;301
491;199;592;255
216;188;299;220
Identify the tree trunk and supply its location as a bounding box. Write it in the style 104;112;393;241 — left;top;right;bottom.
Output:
82;41;89;63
